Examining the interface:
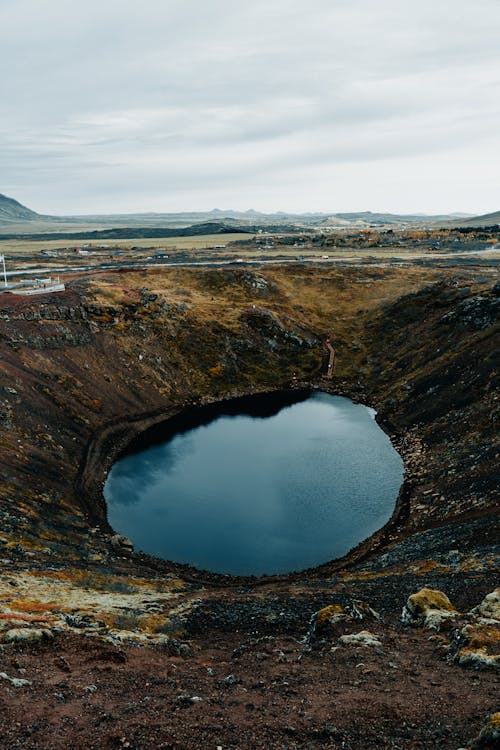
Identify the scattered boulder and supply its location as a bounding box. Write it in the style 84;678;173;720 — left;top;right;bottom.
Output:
221;674;240;687
337;630;383;649
402;587;457;630
316;600;380;629
63;613;98;629
4;628;53;643
0;671;32;688
344;600;381;622
110;534;134;555
307;600;381;644
429;588;500;672
475;588;500;622
455;617;500;673
175;694;203;706
458;648;500;672
316;604;346;628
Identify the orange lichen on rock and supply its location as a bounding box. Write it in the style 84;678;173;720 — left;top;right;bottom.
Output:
461;623;500;651
454;593;500;672
403;587;458;631
458;647;500;672
316;604;345;627
407;587;457;615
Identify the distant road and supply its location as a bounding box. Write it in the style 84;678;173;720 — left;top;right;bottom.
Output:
3;257;360;280
2;246;499;282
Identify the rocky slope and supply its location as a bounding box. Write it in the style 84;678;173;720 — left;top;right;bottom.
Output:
0;194;39;224
456;210;500;227
0;264;498;749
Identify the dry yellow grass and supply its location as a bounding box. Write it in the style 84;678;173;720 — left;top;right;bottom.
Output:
86;265;445;350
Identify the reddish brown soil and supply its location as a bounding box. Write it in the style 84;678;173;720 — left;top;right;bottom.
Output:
0;625;497;750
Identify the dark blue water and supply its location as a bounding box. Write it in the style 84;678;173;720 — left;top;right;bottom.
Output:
104;393;403;575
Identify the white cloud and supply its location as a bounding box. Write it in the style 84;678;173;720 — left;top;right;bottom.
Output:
1;0;499;214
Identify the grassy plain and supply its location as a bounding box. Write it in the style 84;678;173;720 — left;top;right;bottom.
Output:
0;232;253;256
3;235;499;262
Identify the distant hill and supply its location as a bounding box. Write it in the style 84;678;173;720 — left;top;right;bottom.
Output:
0;192;483;234
0;221;250;242
452;210;500;227
321;211;473;226
0;193;40;224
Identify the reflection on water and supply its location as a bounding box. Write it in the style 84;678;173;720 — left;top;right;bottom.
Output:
104;393;403;575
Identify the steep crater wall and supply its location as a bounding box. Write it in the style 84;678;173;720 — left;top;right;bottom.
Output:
0;267;497;577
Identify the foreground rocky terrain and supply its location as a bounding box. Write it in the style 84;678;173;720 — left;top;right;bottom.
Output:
0;263;498;749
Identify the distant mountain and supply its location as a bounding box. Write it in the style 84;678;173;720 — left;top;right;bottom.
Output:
452;210;500;227
0;193;39;224
321;211;474;226
0;192;484;234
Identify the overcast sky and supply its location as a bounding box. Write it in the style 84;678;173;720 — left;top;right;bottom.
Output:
1;0;499;215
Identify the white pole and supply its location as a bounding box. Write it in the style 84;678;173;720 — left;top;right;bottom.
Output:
0;255;6;287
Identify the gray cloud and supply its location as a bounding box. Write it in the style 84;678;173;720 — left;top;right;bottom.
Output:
1;0;499;214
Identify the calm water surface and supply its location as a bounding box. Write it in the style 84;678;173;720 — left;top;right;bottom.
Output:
104;393;403;575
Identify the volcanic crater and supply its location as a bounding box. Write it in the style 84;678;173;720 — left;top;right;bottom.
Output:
0;265;498;749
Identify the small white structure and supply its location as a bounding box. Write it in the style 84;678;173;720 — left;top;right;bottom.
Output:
0;254;6;287
14;282;65;295
0;257;66;296
14;276;65;295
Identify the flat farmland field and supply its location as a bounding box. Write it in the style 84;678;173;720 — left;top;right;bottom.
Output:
0;233;253;256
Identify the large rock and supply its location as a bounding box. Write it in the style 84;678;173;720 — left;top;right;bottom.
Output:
307;600;381;644
440;589;500;672
315;604;346;628
4;628;53;643
458;648;500;672
455;592;500;672
476;588;500;622
402;587;457;631
337;630;383;648
316;600;380;628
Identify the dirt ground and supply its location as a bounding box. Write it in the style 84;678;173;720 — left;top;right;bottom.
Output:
0;622;497;750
